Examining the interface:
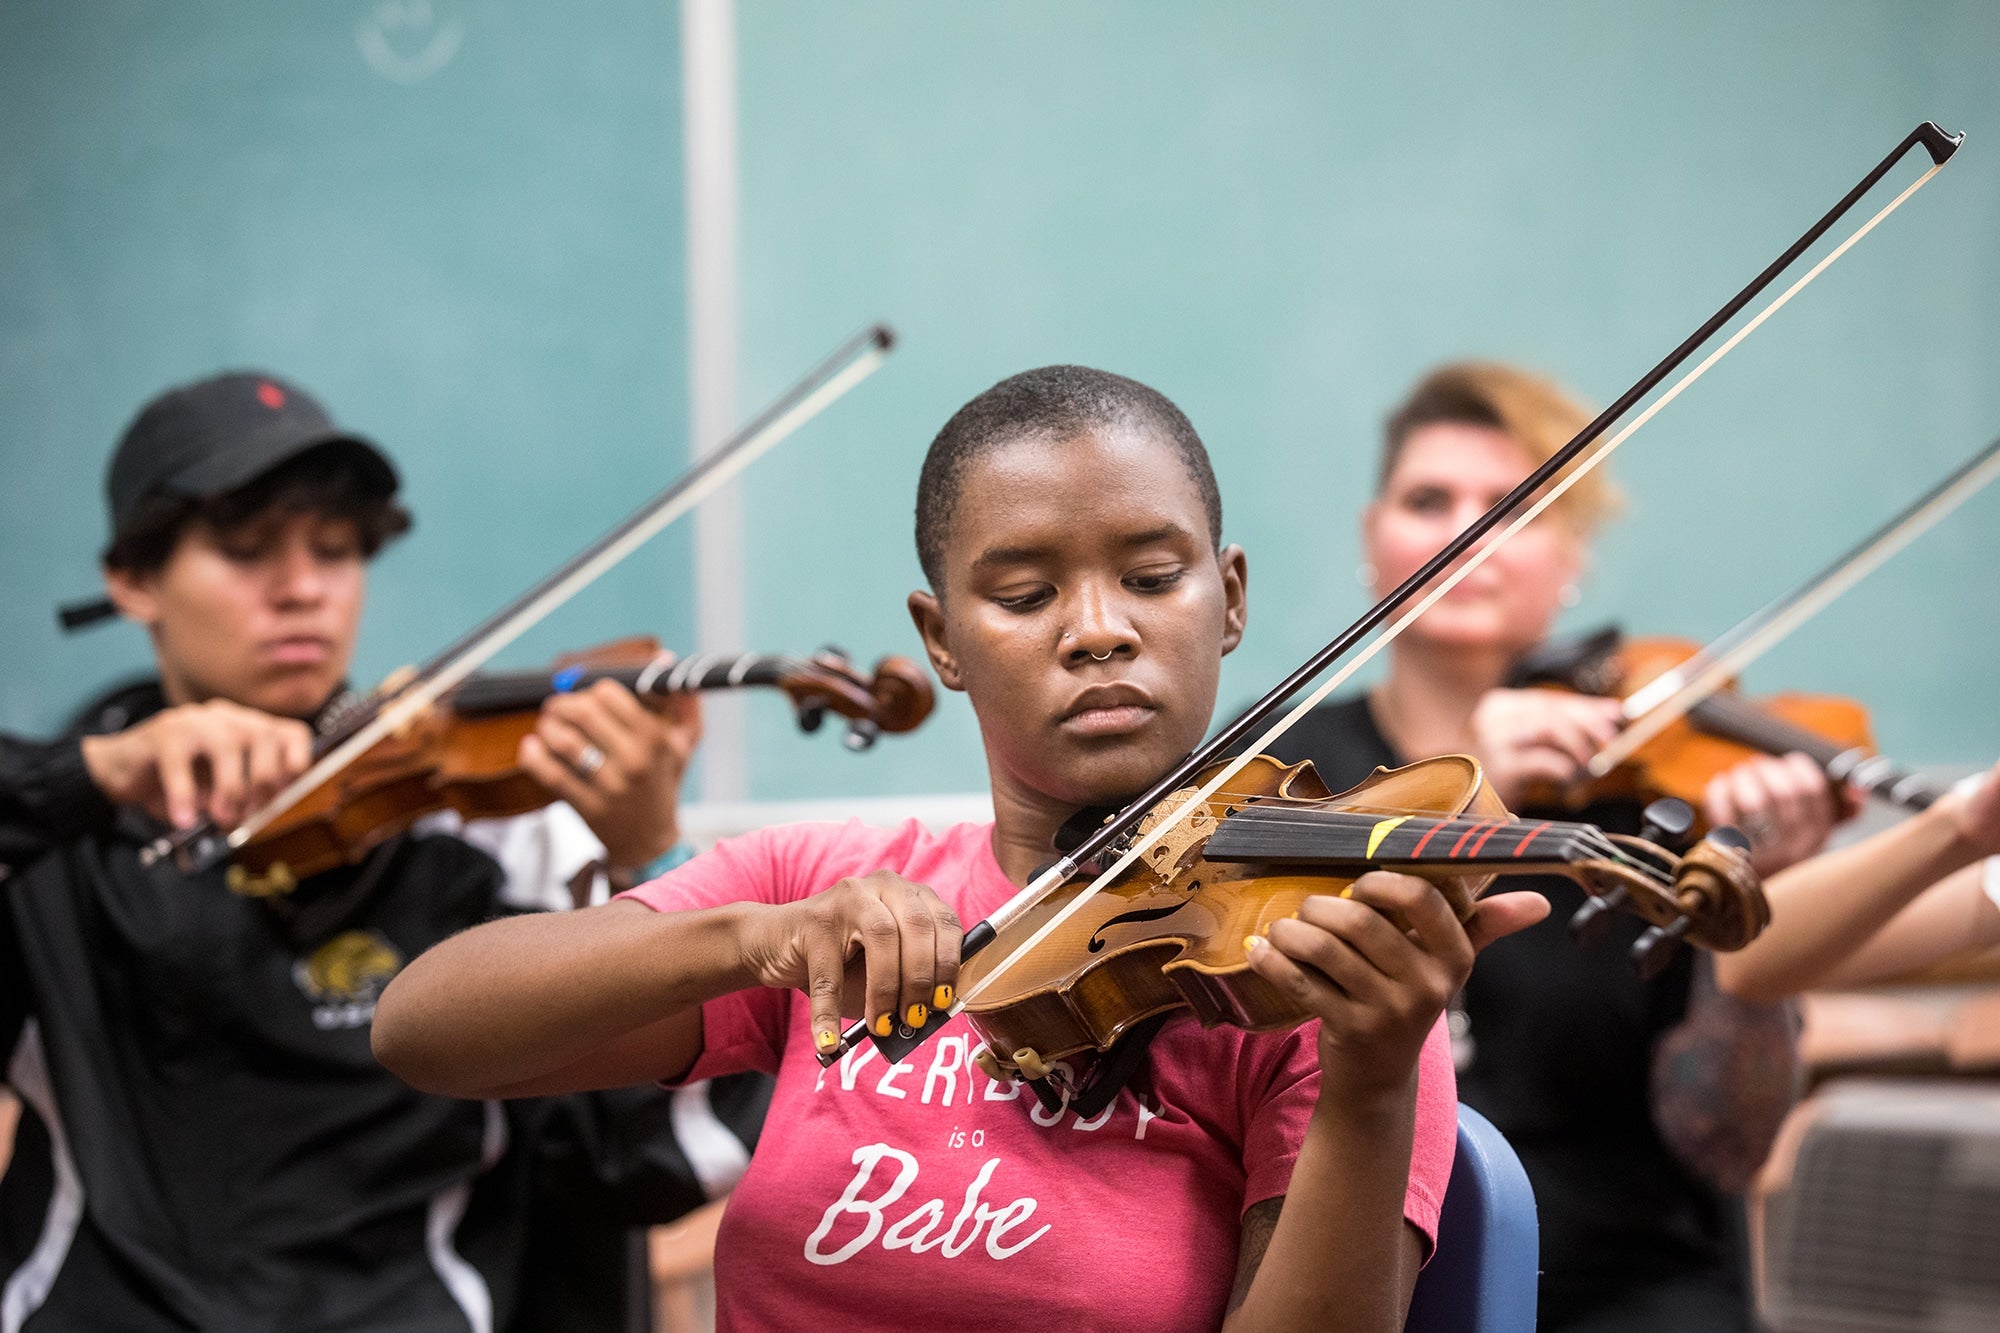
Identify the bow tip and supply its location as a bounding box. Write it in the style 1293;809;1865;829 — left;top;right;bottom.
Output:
1917;121;1965;165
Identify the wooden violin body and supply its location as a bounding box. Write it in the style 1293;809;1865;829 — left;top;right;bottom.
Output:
1511;627;1942;815
959;753;1765;1083
226;637;933;895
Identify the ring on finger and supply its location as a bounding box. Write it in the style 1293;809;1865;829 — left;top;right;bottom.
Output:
573;743;607;778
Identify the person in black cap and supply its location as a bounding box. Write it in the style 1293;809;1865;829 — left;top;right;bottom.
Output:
0;371;766;1330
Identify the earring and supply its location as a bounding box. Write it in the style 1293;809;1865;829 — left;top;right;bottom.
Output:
1356;562;1377;588
1559;583;1582;608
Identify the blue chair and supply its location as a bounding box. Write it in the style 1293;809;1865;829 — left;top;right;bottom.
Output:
1404;1105;1539;1333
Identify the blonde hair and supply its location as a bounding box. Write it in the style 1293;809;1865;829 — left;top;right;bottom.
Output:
1380;361;1623;538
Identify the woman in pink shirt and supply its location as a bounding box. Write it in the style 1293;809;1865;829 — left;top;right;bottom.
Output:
377;365;1548;1332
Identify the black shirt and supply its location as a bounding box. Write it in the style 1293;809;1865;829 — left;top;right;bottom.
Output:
1268;696;1747;1332
0;682;763;1331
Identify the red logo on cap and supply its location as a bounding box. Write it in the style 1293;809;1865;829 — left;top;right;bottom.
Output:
257;381;286;410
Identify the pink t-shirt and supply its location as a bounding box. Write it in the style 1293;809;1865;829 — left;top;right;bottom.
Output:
623;819;1456;1332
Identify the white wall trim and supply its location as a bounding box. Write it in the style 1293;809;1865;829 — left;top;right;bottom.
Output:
681;0;746;800
679;793;997;844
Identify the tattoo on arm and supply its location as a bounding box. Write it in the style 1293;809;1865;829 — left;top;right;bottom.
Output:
1229;1197;1283;1314
1651;953;1802;1194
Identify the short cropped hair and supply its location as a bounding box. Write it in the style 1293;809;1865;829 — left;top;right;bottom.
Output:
915;365;1222;589
1381;361;1622;537
103;443;413;573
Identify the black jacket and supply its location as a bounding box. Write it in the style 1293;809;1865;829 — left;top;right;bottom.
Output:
0;683;765;1331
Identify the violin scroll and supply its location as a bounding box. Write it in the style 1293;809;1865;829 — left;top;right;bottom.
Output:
1612;830;1762;978
775;648;934;750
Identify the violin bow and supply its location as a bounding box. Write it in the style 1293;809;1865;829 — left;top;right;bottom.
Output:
147;324;897;872
829;121;1963;1067
1591;430;2000;780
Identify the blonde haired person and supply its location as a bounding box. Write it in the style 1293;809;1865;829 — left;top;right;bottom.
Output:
1266;361;1841;1332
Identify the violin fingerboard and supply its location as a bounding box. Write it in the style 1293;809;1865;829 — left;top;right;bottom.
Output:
1203;807;1595;869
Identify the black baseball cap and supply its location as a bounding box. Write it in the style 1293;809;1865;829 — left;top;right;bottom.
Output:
59;371;399;631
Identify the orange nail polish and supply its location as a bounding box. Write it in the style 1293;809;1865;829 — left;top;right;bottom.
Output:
933;984;954;1009
872;1013;893;1037
815;1028;839;1053
906;1003;928;1028
1243;934;1261;952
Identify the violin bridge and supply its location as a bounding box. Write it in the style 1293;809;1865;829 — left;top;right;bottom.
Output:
1135;788;1218;887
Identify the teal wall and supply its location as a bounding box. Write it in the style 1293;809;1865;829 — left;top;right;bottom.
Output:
0;2;691;733
732;1;2000;800
4;3;1996;805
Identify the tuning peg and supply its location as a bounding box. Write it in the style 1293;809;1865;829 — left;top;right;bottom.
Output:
843;718;880;751
794;698;826;733
1630;915;1692;979
1639;798;1698;853
1707;825;1753;856
1568;885;1629;947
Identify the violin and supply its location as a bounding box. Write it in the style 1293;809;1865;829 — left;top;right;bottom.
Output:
218;639;934;897
825;123;1959;1092
1511;432;2000;819
955;753;1764;1114
1508;627;1944;815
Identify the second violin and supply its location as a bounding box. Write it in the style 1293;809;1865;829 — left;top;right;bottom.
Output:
217;639;933;896
1506;432;2000;818
1508;626;1943;815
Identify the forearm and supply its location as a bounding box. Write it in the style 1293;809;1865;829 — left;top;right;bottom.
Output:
1715;802;1977;1002
1809;862;2000;988
1652;956;1800;1194
373;899;761;1098
1225;1083;1420;1333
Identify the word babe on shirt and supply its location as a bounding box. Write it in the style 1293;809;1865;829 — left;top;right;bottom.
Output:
624;820;1457;1333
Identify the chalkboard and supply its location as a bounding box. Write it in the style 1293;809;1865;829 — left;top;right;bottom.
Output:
6;2;1998;811
728;0;2000;800
0;1;694;734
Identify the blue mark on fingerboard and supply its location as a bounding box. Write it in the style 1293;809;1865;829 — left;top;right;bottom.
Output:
551;665;588;693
